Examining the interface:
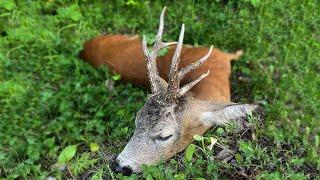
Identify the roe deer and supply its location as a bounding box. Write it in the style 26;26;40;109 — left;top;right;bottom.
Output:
81;7;261;175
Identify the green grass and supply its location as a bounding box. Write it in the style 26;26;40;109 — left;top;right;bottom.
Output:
0;0;319;179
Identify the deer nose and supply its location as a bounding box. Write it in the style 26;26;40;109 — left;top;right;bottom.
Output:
115;160;133;176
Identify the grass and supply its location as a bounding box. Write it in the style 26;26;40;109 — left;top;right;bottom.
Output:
0;0;319;179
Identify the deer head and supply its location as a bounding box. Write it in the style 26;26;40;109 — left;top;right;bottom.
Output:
115;7;259;175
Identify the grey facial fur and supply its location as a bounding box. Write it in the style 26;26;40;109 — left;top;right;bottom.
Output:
117;95;183;172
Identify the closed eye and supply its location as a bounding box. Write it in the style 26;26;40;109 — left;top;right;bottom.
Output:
156;134;173;141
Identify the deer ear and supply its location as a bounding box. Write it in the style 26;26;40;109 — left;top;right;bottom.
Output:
199;103;260;127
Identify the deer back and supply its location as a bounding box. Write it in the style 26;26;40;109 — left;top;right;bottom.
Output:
80;35;242;102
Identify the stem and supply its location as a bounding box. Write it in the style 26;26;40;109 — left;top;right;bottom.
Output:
106;164;115;180
67;165;74;179
201;139;207;156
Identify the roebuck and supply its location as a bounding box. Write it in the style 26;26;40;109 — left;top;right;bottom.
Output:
81;7;261;175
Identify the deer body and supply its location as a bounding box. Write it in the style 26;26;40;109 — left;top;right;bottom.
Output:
81;35;243;102
81;8;260;175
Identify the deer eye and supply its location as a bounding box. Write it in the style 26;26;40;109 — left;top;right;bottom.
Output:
156;134;173;141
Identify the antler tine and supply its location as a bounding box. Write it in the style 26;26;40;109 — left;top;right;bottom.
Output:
178;46;213;81
152;7;166;56
161;42;178;48
179;70;210;96
155;7;177;49
152;7;177;55
166;24;185;101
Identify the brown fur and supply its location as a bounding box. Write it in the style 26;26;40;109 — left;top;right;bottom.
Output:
80;35;243;102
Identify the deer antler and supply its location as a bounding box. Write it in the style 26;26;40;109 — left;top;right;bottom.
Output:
142;7;176;93
142;7;213;103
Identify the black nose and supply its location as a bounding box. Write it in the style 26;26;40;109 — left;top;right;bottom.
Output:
115;160;133;176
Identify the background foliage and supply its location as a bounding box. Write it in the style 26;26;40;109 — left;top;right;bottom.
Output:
0;0;319;179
